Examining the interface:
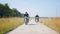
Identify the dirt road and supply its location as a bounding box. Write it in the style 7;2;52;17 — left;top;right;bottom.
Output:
7;19;59;34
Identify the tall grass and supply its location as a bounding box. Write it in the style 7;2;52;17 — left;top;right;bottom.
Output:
39;17;60;33
0;17;24;34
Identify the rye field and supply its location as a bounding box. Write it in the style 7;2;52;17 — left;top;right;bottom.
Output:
39;17;60;33
0;17;24;34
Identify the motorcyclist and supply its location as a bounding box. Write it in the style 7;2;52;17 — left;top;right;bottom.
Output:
24;12;29;25
35;14;39;22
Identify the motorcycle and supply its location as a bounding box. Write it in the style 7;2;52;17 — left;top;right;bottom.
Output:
24;17;29;25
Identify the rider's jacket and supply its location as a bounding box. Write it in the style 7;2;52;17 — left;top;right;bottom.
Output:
24;13;29;17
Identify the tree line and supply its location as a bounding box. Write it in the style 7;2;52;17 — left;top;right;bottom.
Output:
0;3;24;18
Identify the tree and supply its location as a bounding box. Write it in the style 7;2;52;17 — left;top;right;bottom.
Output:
0;3;24;18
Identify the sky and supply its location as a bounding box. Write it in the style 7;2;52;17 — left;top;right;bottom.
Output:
0;0;60;17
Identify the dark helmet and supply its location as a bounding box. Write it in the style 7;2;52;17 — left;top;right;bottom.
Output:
35;14;39;17
25;12;28;14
